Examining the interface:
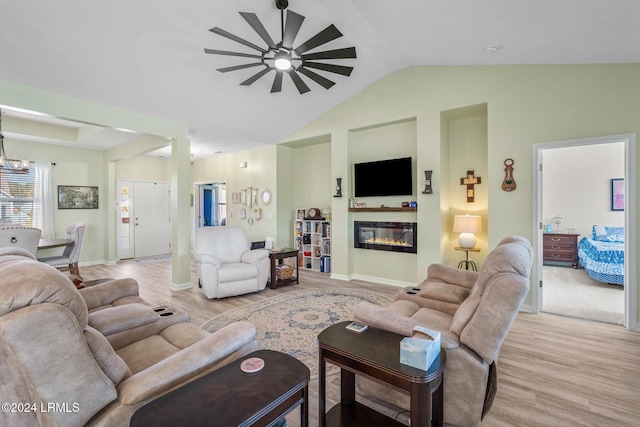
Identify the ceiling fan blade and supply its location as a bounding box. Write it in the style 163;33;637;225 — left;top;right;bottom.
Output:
301;61;354;76
209;27;266;53
282;10;305;49
217;62;264;73
240;12;277;49
301;46;356;61
287;69;311;94
204;48;263;59
297;67;335;89
294;24;343;55
240;67;272;86
271;72;284;93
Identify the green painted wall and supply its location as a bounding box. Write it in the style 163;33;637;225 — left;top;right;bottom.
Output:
280;64;640;320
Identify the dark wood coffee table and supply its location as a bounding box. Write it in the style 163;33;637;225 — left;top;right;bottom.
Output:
130;349;310;427
318;321;446;427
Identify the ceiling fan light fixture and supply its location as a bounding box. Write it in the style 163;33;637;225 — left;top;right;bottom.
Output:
204;0;356;94
274;51;292;71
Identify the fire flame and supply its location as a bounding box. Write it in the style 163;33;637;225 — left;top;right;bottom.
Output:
363;236;412;247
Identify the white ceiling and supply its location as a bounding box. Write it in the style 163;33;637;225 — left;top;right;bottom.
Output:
1;0;639;159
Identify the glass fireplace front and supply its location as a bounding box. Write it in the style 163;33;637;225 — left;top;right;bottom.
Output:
354;221;417;254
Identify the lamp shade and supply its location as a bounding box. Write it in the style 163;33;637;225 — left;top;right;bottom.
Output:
453;215;482;249
453;215;482;233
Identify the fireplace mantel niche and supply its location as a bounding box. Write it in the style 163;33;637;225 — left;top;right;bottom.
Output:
354;221;417;254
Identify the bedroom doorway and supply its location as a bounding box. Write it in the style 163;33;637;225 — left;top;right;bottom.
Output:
194;181;226;229
532;134;637;330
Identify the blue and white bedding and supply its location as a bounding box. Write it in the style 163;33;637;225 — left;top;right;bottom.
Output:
578;226;624;285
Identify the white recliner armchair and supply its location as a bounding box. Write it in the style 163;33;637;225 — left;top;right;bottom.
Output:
194;226;270;299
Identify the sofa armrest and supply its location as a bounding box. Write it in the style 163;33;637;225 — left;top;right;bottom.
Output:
88;303;158;336
79;278;140;310
241;249;269;265
353;302;417;337
426;263;478;289
194;253;222;269
116;321;257;405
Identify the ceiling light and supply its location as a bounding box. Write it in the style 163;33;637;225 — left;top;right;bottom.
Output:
274;51;292;71
0;109;30;175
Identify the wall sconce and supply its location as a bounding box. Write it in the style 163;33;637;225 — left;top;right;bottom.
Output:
239;161;248;169
422;170;433;194
334;178;342;198
453;214;482;249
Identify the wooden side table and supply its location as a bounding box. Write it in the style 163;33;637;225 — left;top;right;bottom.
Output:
268;248;299;289
130;349;309;427
318;321;446;427
455;246;480;271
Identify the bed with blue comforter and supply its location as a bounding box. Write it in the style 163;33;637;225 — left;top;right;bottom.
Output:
578;225;624;285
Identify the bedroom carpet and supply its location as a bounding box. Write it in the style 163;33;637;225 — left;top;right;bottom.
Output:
542;266;624;325
201;288;392;377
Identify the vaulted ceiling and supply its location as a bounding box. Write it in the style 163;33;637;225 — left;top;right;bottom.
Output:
1;0;639;159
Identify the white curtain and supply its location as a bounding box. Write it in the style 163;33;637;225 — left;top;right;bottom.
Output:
34;162;54;239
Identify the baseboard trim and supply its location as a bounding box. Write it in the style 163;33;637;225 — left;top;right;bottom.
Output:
170;282;192;291
328;272;414;288
519;304;535;313
351;274;414;289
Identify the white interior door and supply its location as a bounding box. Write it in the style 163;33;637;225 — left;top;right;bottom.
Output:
133;182;170;258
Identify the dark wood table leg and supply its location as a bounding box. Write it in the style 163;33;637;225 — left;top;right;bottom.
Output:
301;384;308;427
432;375;444;427
410;382;430;426
269;256;277;289
295;253;299;284
319;348;326;427
340;369;356;404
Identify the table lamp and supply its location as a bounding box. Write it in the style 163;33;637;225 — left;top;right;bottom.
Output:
453;215;482;249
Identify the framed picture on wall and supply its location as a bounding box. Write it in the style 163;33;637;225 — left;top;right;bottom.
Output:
611;178;624;211
58;186;99;209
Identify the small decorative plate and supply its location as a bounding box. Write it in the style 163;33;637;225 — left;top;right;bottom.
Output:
240;357;265;373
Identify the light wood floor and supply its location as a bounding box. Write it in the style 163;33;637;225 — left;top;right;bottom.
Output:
80;259;640;427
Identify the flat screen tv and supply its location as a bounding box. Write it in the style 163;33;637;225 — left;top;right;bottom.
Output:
354;157;413;197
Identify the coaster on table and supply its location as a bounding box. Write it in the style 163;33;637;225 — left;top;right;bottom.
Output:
240;357;265;373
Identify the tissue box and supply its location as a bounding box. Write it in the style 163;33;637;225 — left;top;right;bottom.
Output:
400;326;441;371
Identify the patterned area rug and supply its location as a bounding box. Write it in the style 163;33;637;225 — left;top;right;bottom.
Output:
202;288;392;377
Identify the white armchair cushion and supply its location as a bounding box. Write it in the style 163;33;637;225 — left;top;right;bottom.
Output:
218;262;258;282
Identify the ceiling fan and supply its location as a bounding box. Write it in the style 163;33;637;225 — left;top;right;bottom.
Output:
204;0;356;94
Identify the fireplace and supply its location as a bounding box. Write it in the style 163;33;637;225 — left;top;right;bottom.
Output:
354;221;417;254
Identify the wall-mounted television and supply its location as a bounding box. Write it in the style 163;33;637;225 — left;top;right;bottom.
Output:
354;157;413;197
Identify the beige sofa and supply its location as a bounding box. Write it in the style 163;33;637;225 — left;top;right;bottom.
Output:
353;236;533;427
0;248;258;427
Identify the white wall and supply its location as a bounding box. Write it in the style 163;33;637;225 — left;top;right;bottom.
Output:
543;142;625;238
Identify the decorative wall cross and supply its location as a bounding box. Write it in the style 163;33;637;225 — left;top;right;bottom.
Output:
460;170;481;202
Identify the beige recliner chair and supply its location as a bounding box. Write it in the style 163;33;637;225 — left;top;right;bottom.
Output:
353;236;533;427
0;248;258;427
194;226;270;299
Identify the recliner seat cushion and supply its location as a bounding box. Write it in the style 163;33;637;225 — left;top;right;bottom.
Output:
218;262;258;282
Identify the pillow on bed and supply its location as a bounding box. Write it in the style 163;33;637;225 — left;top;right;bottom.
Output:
592;225;625;242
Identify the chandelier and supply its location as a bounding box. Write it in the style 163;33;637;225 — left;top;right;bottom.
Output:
0;109;30;174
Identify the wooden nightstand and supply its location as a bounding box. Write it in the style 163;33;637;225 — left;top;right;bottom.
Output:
543;233;579;268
